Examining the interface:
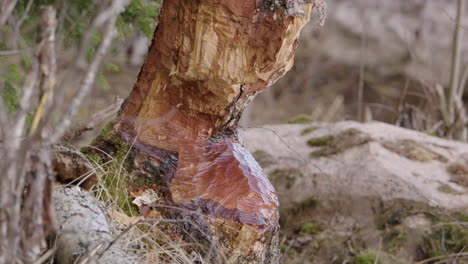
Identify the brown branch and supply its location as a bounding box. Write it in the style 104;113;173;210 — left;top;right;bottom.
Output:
29;5;58;136
0;6;57;263
19;6;57;262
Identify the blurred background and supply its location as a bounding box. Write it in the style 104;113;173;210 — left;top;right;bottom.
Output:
245;0;468;134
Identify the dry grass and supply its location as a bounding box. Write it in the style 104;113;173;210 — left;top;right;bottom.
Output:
66;144;227;264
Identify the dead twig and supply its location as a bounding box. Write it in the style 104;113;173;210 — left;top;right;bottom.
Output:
458;65;468;98
357;5;368;122
12;0;35;49
11;59;39;152
0;49;21;56
453;244;468;264
440;228;453;264
29;5;58;136
61;97;123;142
416;253;468;264
47;0;131;145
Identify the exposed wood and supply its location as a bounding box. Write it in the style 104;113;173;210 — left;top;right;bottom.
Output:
91;0;317;262
118;0;313;223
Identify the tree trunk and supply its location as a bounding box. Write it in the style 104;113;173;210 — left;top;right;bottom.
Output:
90;0;317;262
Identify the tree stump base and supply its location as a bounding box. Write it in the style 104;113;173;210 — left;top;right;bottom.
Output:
86;0;319;262
87;124;280;262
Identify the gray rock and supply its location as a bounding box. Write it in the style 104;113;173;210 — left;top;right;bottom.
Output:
241;121;468;210
52;186;137;264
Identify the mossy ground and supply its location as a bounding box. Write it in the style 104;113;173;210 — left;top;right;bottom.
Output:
354;251;377;264
285;114;313;124
291;196;320;213
307;135;333;147
81;122;138;216
353;250;407;264
279;196;468;264
299;222;319;234
372;200;468;263
418;223;468;261
279;195;321;233
301;126;319;135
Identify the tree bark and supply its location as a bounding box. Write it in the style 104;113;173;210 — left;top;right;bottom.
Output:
90;0;317;262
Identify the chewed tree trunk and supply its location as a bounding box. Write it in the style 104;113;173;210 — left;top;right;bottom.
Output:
91;0;316;262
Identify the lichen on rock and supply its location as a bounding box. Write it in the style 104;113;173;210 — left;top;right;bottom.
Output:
382;139;448;162
268;168;303;189
307;128;371;158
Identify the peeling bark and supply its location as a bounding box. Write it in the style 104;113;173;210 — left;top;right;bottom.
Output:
90;0;316;262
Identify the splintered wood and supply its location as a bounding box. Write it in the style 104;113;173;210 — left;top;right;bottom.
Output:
104;0;316;261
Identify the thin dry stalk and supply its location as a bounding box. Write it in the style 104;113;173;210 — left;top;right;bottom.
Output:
459;65;468;98
12;0;35;49
394;79;410;124
29;5;58;136
47;0;131;145
357;6;368;122
453;244;467;263
83;139;230;263
447;0;465;123
440;228;453;263
0;1;131;262
444;0;467;140
415;253;468;264
0;6;57;262
74;1;108;69
0;49;21;56
20;6;57;262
